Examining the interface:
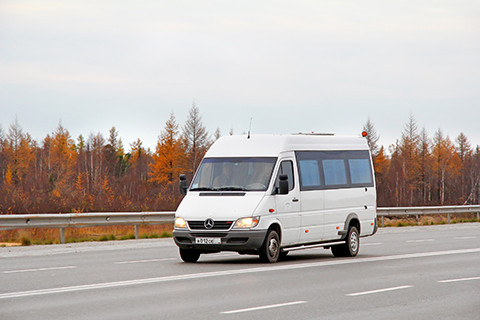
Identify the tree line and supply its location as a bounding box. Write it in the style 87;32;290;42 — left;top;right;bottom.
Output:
1;109;479;214
364;115;480;207
0;104;212;213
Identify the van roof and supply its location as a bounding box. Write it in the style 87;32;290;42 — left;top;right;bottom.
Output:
205;134;370;157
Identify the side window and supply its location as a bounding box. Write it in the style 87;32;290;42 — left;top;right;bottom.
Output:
298;159;321;189
275;160;295;191
348;158;373;184
322;159;347;186
296;150;373;190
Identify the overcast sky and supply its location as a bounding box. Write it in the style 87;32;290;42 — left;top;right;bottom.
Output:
1;0;479;152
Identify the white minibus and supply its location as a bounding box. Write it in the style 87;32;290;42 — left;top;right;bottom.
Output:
173;134;377;263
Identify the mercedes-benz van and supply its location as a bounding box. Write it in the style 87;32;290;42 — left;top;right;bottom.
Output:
173;134;377;263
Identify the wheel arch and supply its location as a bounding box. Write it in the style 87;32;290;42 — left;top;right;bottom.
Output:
267;222;282;243
340;213;360;239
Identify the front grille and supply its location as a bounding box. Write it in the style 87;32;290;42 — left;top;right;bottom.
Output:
190;232;228;238
187;220;234;230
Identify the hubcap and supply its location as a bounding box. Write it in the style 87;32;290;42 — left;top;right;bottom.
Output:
350;231;358;252
268;238;278;257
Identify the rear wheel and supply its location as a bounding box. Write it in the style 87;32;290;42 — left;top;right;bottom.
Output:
179;248;200;263
331;226;359;257
259;230;280;263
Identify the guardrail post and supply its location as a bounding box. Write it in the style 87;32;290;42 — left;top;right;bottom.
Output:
134;225;139;239
60;228;66;244
447;213;451;224
381;216;384;227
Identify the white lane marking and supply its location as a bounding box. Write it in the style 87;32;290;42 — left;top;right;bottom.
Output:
362;242;383;246
347;285;413;296
438;276;480;283
453;236;477;240
115;258;176;264
3;266;77;274
1;247;479;300
406;239;434;243
221;301;307;314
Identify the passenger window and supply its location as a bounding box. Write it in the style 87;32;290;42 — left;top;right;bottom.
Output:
349;159;373;184
322;159;347;186
275;161;295;191
298;159;321;188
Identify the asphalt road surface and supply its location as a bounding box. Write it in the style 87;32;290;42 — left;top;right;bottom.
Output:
1;223;479;320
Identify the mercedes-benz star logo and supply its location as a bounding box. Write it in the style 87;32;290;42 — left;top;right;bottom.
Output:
204;218;214;229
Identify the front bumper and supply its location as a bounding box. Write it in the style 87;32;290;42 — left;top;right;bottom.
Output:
173;229;267;252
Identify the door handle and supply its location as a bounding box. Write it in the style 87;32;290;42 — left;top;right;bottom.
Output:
292;198;299;202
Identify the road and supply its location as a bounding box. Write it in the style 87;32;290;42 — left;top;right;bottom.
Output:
0;223;479;320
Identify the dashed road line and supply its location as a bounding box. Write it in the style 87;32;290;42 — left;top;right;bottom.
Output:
347;285;413;296
453;236;477;240
3;266;77;274
221;301;307;314
115;258;176;264
438;276;480;283
406;239;434;243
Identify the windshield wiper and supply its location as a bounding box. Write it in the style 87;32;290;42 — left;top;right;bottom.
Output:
189;187;215;191
215;186;248;191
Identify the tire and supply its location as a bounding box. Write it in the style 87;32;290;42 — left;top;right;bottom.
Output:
331;226;359;257
179;248;200;263
259;230;280;263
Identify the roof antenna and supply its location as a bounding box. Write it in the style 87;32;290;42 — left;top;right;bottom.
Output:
247;117;253;139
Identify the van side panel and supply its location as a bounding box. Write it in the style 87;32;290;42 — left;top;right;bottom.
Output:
323;187;376;239
295;149;375;242
298;190;325;242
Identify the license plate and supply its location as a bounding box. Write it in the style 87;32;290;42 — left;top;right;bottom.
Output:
195;237;221;245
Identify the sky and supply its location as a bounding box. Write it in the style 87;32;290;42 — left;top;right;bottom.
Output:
1;0;479;152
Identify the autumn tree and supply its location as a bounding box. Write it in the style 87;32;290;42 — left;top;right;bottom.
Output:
374;146;391;206
150;113;186;186
182;103;210;175
417;128;432;204
47;123;78;211
456;133;475;204
401;115;421;205
431;129;461;204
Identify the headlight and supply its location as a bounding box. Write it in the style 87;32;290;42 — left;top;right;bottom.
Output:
174;217;187;229
233;216;260;229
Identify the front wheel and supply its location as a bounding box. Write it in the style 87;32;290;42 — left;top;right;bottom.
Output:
179;248;200;263
259;230;280;263
331;226;359;257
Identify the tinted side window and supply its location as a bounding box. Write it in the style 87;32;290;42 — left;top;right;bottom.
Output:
275;160;295;191
298;159;321;189
296;150;373;190
348;158;373;184
322;159;347;186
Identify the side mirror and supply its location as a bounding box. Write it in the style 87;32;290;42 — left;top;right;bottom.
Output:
179;174;188;195
278;174;289;195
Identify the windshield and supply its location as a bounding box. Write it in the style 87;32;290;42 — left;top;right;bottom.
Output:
190;157;277;191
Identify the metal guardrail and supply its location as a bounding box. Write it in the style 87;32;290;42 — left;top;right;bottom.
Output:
0;205;479;244
0;212;175;244
377;205;480;227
